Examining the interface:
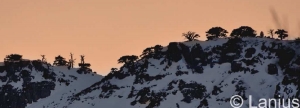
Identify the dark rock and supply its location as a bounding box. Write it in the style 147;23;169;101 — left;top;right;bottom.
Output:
194;66;204;74
178;80;207;101
198;98;208;107
0;66;5;73
138;96;149;104
294;55;300;65
276;47;295;69
284;67;300;77
175;71;188;76
179;43;191;64
190;44;206;65
167;42;182;62
245;48;256;58
268;64;278;75
231;61;242;72
0;81;55;108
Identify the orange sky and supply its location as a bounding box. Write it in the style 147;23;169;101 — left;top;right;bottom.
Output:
0;0;299;75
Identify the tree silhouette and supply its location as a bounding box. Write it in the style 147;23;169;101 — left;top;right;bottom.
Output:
53;55;68;66
5;54;22;62
230;26;257;37
140;45;163;58
41;55;46;62
69;53;76;68
259;31;264;38
118;55;138;64
78;55;91;68
111;68;118;72
153;45;163;52
268;29;274;38
206;27;228;40
182;31;200;41
275;29;288;40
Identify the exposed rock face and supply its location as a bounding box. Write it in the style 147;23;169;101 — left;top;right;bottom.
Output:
167;42;182;62
276;47;295;68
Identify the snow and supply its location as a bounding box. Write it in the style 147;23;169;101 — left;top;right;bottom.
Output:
0;59;103;108
26;67;102;108
0;71;6;76
1;37;299;108
62;37;300;108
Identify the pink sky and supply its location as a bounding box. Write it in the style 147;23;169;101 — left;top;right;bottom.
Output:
0;0;299;75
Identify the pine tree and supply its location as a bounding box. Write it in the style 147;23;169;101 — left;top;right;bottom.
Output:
53;55;68;66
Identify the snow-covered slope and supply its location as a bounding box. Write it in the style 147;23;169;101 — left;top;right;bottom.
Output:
0;59;103;108
66;37;300;108
2;37;300;108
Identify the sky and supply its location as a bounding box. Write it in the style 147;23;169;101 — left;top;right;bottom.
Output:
0;0;299;75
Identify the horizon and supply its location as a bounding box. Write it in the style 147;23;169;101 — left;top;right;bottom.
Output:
1;0;299;75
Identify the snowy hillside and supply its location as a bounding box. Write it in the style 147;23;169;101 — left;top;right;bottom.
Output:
65;37;300;108
2;37;300;108
0;59;103;108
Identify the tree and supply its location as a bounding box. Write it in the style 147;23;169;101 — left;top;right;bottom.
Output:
230;26;257;37
182;31;200;41
275;29;288;40
259;31;264;38
53;55;68;66
140;45;163;58
78;55;91;68
118;55;138;64
268;29;274;38
69;53;76;68
5;54;22;62
41;55;46;62
111;68;118;72
206;27;228;40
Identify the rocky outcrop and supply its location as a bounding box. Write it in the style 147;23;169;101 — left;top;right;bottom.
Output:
167;42;182;62
276;47;295;69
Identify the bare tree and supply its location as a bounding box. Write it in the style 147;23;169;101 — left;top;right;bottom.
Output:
69;53;76;68
182;31;200;41
268;29;274;38
80;55;85;64
78;55;90;68
41;55;46;62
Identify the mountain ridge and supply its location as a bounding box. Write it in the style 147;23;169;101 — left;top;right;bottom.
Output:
65;37;300;108
1;37;300;108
